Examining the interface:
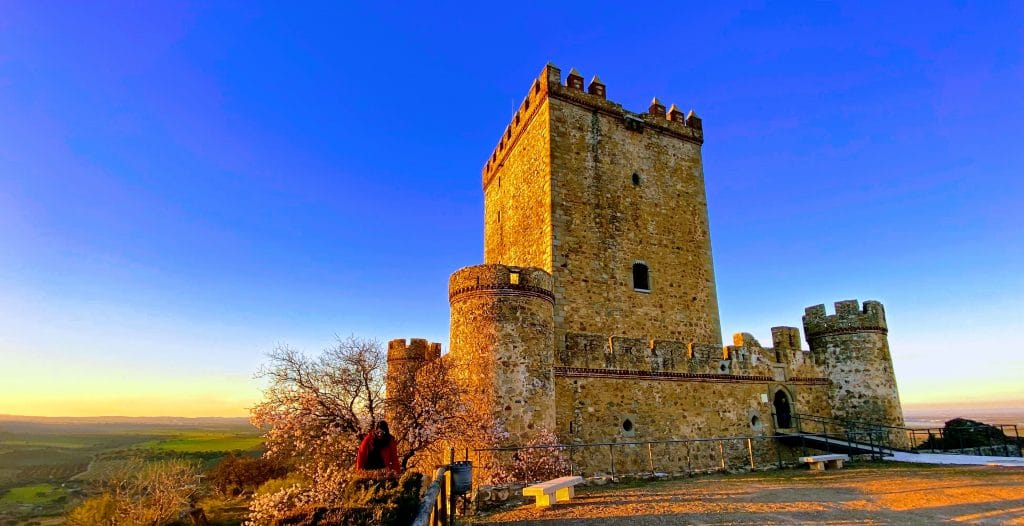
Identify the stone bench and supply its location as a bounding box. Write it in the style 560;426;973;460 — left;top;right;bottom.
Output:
522;475;584;508
799;453;850;471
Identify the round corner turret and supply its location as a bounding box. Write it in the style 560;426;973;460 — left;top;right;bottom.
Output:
802;299;906;442
448;264;553;304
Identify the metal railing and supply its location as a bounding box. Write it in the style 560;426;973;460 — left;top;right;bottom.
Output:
412;465;451;526
905;423;1022;457
784;413;1022;458
413;449;470;526
786;413;906;454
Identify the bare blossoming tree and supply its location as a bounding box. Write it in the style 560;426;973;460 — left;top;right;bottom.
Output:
251;335;386;477
247;335;473;523
253;335;476;475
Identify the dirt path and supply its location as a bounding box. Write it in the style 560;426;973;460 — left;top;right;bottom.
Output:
472;463;1024;525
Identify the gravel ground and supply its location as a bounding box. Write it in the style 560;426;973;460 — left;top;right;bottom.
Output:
471;463;1024;525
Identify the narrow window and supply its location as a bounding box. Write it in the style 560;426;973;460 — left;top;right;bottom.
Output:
632;262;650;291
509;271;520;285
632;172;641;186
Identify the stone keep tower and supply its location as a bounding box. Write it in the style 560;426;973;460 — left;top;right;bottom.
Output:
480;63;723;351
447;64;729;446
803;300;906;433
448;264;555;444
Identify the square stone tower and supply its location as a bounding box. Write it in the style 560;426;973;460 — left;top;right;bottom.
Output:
482;64;723;350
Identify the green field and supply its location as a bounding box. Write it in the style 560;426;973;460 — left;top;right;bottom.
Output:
141;434;264;453
0;483;66;505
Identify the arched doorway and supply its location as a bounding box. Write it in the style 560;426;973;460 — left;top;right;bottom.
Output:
774;389;793;429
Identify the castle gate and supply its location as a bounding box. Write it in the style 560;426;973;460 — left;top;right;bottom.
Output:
774;389;793;429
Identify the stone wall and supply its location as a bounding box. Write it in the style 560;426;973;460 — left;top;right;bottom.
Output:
553;373;830;473
482;78;552;269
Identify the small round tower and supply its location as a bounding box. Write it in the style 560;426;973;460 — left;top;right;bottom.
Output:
385;338;441;424
448;264;555;445
803;300;906;443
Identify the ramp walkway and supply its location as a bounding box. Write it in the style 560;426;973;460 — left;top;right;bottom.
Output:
885;451;1024;467
775;428;901;457
773;412;1022;464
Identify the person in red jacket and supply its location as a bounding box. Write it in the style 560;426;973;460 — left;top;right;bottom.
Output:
356;420;401;474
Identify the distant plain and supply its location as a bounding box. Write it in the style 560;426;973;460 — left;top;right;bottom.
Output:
0;415;261;524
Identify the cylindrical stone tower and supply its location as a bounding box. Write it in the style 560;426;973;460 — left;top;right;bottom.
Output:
385;338;441;425
803;299;907;446
448;264;555;445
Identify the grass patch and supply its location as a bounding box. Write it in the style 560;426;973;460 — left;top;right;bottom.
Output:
141;434;263;453
0;483;66;505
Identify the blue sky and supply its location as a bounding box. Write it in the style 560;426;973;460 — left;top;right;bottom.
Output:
1;2;1022;416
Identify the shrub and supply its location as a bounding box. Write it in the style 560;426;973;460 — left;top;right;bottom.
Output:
491;429;570;484
64;460;201;526
208;454;288;497
244;470;422;526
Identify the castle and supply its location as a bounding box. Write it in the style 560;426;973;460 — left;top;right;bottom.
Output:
387;64;906;471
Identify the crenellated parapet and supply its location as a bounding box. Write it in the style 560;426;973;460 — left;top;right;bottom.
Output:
559;332;797;378
481;63;704;190
553;322;835;386
387;338;441;363
803;300;887;342
448;264;554;304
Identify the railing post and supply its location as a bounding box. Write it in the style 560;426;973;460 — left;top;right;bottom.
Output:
449;448;456;526
747;438;755;470
719;441;726;471
648;442;656;476
439;469;447;526
685;442;692;474
609;444;616;476
776;437;783;469
1014;425;1022;457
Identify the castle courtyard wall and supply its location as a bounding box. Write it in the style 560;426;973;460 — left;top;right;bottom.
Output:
553;374;830;473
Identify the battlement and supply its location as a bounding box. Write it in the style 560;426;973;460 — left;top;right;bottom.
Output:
559;332;773;374
481;63;704;190
803;300;887;340
448;264;554;303
387;338;441;363
771;326;802;350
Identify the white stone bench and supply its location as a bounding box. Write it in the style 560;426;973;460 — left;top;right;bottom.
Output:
799;453;850;470
522;475;584;508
